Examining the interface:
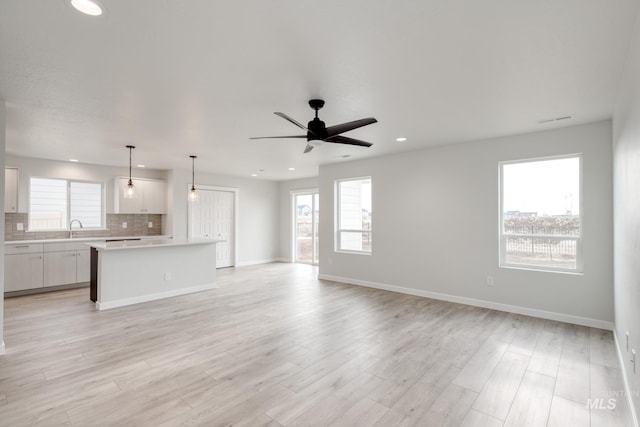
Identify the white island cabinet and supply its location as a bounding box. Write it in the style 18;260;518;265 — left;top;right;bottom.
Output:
88;239;220;310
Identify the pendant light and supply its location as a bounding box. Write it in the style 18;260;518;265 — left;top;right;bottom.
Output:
189;155;198;202
124;145;136;199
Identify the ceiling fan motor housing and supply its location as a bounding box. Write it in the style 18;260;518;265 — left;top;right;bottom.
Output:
307;118;327;141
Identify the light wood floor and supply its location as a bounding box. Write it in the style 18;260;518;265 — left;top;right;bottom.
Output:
0;263;633;426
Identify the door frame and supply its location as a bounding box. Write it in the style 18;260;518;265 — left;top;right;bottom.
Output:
187;184;239;267
290;188;319;265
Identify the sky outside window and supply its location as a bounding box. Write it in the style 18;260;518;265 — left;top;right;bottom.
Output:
503;157;580;216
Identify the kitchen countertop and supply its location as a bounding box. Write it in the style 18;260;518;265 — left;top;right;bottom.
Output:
88;238;222;251
5;235;172;245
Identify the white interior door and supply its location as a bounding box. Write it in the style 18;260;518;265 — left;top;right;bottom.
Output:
212;190;234;267
188;188;235;268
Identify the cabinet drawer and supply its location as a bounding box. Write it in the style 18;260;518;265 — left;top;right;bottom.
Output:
5;243;44;255
43;242;96;252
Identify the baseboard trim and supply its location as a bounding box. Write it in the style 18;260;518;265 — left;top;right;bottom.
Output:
613;329;639;427
318;274;613;330
5;282;89;298
235;258;282;267
96;282;218;311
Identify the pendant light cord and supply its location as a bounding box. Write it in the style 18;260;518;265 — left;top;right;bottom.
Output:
190;155;197;191
126;145;135;185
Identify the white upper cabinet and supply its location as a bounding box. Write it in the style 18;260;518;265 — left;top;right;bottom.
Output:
115;177;144;213
114;177;167;214
142;179;167;214
5;167;18;213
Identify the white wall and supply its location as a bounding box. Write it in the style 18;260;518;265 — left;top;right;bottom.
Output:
4;154;166;213
278;177;319;262
1;101;6;354
319;120;614;327
168;168;279;266
613;7;640;420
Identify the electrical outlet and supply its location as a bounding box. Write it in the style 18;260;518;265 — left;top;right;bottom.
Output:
148;222;153;228
486;276;495;286
122;222;127;229
164;272;171;281
16;223;23;231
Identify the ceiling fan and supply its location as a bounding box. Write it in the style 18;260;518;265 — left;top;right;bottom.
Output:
251;99;377;153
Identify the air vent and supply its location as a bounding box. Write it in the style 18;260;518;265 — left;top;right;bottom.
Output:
538;115;573;124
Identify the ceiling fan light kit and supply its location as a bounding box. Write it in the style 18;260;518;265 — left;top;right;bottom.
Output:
251;99;377;153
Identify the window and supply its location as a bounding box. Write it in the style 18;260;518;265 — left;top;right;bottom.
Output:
499;155;581;272
29;178;104;231
336;177;372;253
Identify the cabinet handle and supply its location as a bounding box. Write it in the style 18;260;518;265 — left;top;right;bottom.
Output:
14;245;29;248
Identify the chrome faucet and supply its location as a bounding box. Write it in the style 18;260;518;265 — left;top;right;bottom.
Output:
69;219;83;238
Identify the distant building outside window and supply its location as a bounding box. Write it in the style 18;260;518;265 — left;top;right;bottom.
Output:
499;155;582;272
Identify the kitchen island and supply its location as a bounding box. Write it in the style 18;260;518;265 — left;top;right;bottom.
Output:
88;238;221;310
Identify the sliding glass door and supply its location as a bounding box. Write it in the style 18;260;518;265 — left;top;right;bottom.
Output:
293;191;319;265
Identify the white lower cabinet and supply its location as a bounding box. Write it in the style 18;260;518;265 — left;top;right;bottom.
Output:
42;243;96;287
76;249;91;283
5;253;44;292
44;251;78;287
4;242;97;293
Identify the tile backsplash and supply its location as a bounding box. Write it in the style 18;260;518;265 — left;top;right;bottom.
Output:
5;213;164;241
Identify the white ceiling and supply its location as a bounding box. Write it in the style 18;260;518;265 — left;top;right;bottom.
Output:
1;0;638;180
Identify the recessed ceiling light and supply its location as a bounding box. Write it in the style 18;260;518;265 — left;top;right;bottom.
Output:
70;0;103;16
137;164;145;168
69;159;79;162
251;173;258;177
395;137;407;142
288;167;296;171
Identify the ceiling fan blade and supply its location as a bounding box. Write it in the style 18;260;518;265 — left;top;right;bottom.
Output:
304;144;314;153
325;135;373;147
326;118;377;137
274;112;308;131
249;135;307;139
